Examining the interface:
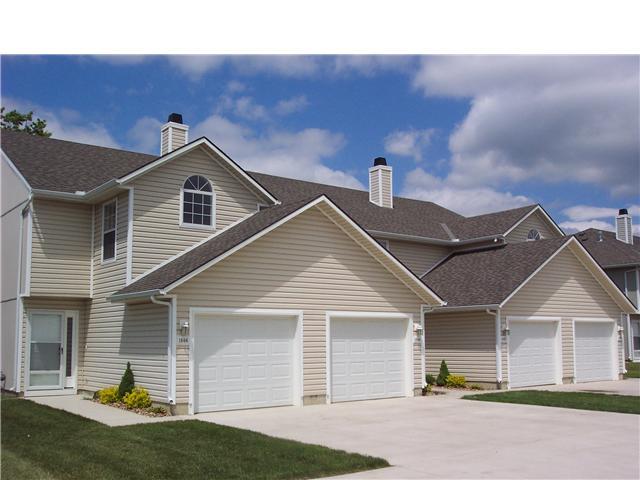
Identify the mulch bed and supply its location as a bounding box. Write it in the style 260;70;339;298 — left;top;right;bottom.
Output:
91;399;168;417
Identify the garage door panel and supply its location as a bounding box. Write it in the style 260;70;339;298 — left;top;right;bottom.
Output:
509;321;559;388
195;314;297;413
330;317;407;403
575;321;614;383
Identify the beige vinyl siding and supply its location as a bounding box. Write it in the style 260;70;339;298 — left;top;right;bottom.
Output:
425;310;496;383
130;146;261;277
29;199;92;297
172;128;187;148
387;240;449;275
506;211;559;243
173;206;429;403
502;247;625;381
20;297;89;391
84;193;169;401
380;169;392;208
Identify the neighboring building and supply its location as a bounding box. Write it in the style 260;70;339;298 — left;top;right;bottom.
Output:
1;115;635;414
576;214;640;362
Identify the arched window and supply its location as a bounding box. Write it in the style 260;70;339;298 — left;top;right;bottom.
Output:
181;175;214;228
527;228;541;241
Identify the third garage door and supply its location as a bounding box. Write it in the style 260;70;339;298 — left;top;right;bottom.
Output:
574;321;615;383
330;316;408;402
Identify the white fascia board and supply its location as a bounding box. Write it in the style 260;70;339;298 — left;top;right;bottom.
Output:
430;304;500;312
2;151;32;193
370;230;503;246
503;205;565;237
117;138;278;204
109;289;164;302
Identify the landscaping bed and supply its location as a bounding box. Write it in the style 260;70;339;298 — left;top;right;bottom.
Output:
1;395;388;480
624;361;639;379
462;390;640;414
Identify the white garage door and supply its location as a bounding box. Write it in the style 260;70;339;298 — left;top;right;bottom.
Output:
509;321;559;388
330;317;407;402
575;321;615;383
194;314;297;413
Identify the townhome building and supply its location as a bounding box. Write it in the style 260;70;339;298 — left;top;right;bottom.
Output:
1;114;636;414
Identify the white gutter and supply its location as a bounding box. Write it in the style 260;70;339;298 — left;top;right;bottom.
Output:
486;308;503;386
150;295;176;405
109;289;164;302
369;230;504;246
429;303;500;313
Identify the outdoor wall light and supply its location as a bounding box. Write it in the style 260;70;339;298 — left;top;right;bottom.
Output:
180;321;189;336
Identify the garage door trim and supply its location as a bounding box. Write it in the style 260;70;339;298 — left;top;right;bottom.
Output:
325;311;414;403
572;318;618;383
188;307;303;414
506;316;562;389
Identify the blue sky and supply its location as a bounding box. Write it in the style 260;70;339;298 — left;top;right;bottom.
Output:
2;55;638;232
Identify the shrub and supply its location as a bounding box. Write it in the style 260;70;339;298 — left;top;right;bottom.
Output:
118;362;135;399
469;384;484;391
425;374;436;385
97;386;119;404
421;384;433;396
445;374;466;388
123;387;152;409
148;406;167;415
436;360;450;386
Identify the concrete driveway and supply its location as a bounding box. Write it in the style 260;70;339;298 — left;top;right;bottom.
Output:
197;392;640;479
525;378;640;396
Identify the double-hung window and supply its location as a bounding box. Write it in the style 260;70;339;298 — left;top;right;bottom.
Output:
102;200;117;262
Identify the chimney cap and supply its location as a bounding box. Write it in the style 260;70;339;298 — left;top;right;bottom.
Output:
168;113;183;124
373;157;387;167
619;208;629;215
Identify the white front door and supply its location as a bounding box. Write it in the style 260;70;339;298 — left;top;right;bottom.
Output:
27;310;78;391
574;321;615;383
193;313;298;413
508;320;560;388
330;317;408;402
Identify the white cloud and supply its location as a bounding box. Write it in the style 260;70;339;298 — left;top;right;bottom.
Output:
3;97;120;148
127;116;163;153
274;95;309;115
166;55;226;80
90;55;148;65
384;128;436;161
191;113;362;189
402;167;531;216
412;56;640;197
232;96;269;121
225;80;246;93
332;55;414;76
560;204;640;234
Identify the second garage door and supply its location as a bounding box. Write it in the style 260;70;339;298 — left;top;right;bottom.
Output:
509;320;560;388
193;313;299;413
330;316;408;403
574;321;615;383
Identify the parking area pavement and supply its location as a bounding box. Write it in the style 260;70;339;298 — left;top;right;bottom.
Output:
198;392;640;479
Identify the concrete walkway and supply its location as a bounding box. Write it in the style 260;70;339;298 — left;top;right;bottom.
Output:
29;395;183;426
526;378;640;396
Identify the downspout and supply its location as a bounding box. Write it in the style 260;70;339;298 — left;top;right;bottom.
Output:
150;294;176;406
420;305;433;387
486;308;503;387
15;194;33;393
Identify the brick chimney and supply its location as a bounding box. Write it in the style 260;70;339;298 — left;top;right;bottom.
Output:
616;208;633;244
369;157;393;208
160;113;189;155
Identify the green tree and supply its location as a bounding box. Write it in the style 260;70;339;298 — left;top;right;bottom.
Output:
118;362;135;398
436;360;450;387
1;107;52;137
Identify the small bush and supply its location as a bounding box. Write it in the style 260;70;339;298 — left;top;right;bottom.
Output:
421;384;433;396
118;362;135;399
97;386;119;404
445;374;466;388
123;387;152;409
148;406;167;415
436;360;450;386
469;384;484;391
425;374;436;385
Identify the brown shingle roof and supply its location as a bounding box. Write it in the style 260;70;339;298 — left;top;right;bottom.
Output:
575;228;640;268
1;130;155;193
422;237;571;307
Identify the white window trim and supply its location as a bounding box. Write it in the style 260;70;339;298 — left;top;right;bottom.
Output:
526;228;541;241
325;311;414;404
188;307;303;415
572;318;619;382
179;176;216;231
101;198;117;264
505;316;563;389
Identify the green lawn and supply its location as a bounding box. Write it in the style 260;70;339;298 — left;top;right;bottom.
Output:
1;396;388;480
463;390;640;414
624;361;640;378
